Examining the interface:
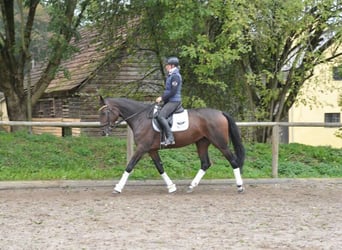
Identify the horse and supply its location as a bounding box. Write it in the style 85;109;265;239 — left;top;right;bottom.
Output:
99;96;245;194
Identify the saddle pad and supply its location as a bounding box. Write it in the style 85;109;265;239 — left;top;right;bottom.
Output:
153;110;189;132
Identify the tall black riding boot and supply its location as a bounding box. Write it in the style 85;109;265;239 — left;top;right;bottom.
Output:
157;117;175;146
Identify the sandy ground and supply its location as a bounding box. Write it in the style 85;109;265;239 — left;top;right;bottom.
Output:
0;179;341;250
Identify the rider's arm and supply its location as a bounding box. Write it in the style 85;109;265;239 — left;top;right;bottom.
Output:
161;75;181;102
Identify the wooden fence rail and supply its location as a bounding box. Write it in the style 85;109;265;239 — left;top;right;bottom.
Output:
1;121;341;178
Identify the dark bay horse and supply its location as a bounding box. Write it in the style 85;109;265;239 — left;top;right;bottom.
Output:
99;96;245;194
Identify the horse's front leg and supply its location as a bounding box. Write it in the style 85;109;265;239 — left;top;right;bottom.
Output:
113;149;145;194
149;150;176;193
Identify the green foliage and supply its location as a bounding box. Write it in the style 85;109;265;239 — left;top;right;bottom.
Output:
278;143;342;177
0;132;340;181
92;0;342;143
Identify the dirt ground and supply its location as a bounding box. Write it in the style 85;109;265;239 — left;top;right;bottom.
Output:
0;179;341;250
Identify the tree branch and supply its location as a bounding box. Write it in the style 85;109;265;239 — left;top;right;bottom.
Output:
31;0;87;105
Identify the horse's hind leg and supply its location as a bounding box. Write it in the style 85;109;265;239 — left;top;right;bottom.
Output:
149;150;176;193
188;138;211;193
218;146;244;193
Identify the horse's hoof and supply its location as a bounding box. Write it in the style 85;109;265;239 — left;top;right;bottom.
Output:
112;186;122;194
237;186;245;193
168;184;177;193
187;186;194;193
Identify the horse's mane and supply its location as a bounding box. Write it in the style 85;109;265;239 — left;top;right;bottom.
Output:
107;97;151;110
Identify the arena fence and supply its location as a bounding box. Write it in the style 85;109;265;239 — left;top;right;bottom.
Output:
0;121;341;178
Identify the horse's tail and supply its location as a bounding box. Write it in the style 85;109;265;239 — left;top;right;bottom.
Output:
222;112;245;173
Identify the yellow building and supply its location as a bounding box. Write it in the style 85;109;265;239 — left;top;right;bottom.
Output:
289;59;342;148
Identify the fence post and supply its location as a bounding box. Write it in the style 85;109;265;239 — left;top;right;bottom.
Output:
126;126;134;165
271;124;279;178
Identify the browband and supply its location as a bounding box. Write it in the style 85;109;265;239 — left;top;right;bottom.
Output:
98;105;108;111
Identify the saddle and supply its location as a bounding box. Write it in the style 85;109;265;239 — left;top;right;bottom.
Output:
152;105;189;132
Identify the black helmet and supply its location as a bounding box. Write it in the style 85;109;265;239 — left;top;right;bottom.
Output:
166;57;179;66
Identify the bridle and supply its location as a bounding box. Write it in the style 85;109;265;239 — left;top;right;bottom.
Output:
99;104;121;136
99;102;156;136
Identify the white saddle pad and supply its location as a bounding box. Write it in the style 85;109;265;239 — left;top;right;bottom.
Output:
153;110;189;132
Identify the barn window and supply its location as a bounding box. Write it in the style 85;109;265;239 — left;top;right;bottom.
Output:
332;65;342;80
324;113;340;123
34;98;56;117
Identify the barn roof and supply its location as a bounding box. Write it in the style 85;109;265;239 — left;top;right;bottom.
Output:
26;18;163;99
45;29;108;93
29;26;127;94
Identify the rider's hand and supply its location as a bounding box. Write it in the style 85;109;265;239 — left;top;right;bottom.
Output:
156;97;162;103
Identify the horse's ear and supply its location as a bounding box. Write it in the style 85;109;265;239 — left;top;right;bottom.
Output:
99;96;105;106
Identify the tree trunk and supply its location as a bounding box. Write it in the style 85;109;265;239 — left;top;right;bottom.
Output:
0;0;87;133
6;93;28;132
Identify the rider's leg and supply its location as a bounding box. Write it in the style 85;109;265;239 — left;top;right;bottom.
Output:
156;102;180;146
157;116;174;145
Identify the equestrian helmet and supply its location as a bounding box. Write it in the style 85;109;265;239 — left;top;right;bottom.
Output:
166;57;179;66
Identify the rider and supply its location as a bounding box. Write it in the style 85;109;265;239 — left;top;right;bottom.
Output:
155;57;183;146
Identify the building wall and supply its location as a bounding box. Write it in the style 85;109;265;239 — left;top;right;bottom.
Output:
30;49;163;137
0;97;10;132
289;61;342;148
78;50;163;137
32;118;81;137
0;100;8;121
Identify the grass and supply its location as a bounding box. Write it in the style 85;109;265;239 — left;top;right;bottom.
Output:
0;131;341;181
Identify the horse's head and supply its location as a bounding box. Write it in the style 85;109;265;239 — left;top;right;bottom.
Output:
99;96;120;136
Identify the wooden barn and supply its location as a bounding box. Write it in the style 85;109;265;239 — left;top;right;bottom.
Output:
30;28;164;137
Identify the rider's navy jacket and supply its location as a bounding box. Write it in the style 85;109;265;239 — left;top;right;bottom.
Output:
162;67;182;103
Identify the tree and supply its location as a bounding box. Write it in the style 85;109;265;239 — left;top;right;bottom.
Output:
241;0;342;141
24;0;340;142
171;0;342;141
87;0;248;114
0;0;90;130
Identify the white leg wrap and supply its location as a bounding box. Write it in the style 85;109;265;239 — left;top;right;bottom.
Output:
114;171;130;193
233;168;243;186
190;169;206;188
161;172;176;193
161;172;173;186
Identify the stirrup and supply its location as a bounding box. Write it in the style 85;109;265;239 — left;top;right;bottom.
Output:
161;138;175;146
